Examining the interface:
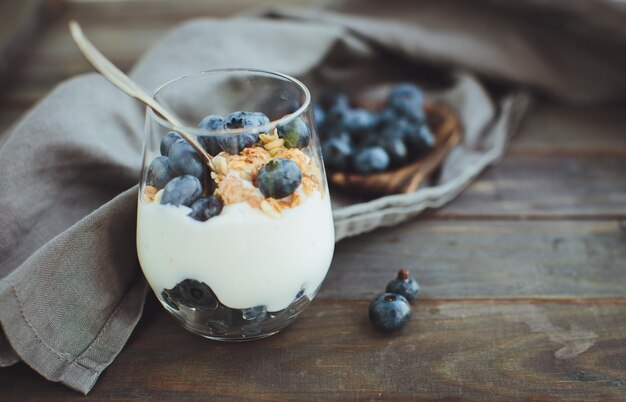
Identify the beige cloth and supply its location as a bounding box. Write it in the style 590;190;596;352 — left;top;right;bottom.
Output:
1;2;622;393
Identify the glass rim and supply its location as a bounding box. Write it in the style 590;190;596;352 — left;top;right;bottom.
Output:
147;68;311;136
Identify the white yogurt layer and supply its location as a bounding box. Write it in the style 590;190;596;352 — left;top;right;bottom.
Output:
137;191;335;312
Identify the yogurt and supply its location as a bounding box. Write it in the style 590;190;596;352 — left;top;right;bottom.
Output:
137;191;335;312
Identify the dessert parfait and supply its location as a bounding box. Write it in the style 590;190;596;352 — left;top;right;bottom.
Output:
137;70;335;341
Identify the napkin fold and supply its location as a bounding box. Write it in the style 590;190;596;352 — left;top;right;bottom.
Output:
1;2;620;393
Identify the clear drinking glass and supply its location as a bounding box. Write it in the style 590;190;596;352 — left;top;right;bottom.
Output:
136;69;335;341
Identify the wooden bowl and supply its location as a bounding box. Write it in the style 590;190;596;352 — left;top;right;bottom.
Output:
327;101;463;196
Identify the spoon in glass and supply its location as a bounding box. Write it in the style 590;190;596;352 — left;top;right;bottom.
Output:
68;20;215;171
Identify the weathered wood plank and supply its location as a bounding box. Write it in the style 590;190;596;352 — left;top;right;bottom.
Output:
511;102;626;155
323;220;626;300
1;298;625;400
434;154;626;218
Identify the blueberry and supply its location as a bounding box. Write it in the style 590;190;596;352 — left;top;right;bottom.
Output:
164;279;218;312
312;103;326;129
198;115;224;131
256;158;302;199
161;175;203;207
217;133;258;155
198;135;222;156
188;196;224;222
277;118;310;149
146;156;176;189
224;111;270;130
168;140;205;179
368;293;412;332
160;132;182;156
405;123;435;155
385;269;420;301
378;135;408;167
352;146;390;173
321;136;353;171
319;90;350;111
341;108;376;134
387;83;424;119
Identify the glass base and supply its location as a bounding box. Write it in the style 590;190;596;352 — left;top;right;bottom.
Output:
160;295;310;341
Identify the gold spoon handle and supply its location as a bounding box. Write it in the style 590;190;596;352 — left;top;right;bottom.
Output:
68;20;214;171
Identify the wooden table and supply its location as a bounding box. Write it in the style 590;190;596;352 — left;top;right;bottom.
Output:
1;1;625;400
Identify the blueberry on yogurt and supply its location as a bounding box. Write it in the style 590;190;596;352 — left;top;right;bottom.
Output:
188;196;224;222
277;118;310;149
160;175;202;207
256;158;302;199
168;140;205;179
160;131;182;156
146;155;175;189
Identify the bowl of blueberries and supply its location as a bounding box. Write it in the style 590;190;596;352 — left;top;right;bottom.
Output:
315;83;462;196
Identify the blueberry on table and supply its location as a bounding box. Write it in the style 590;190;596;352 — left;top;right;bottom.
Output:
405;123;435;155
188;196;224;222
168;140;205;179
369;293;412;332
198;114;225;130
160;131;182;156
321;136;353;171
277;118;310;149
160;175;203;207
224;111;270;130
146;156;175;189
256;158;302;199
352;146;390;173
386;269;420;301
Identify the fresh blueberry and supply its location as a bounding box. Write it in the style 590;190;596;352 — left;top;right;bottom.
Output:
319;90;350;111
378;135;408;167
352;146;390;173
368;293;412;332
256;158;302;199
164;279;218;312
387;83;425;119
146;156;176;189
277;118;310;149
160;175;203;207
198;115;224;131
321;136;353;171
312;103;326;129
405;123;435;155
160;132;182;156
188;196;224;222
168;140;205;179
198;135;222;156
223;111;270;130
385;269;420;301
217;133;258;155
341;108;376;134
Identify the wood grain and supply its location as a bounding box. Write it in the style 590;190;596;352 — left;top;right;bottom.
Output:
1;298;625;401
434;154;626;218
323;220;626;300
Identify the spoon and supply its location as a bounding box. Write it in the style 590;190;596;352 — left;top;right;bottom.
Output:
68;20;215;171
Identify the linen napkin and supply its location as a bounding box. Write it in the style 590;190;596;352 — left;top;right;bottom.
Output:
2;1;620;393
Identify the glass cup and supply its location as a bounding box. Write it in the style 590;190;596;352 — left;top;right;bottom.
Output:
136;69;335;341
